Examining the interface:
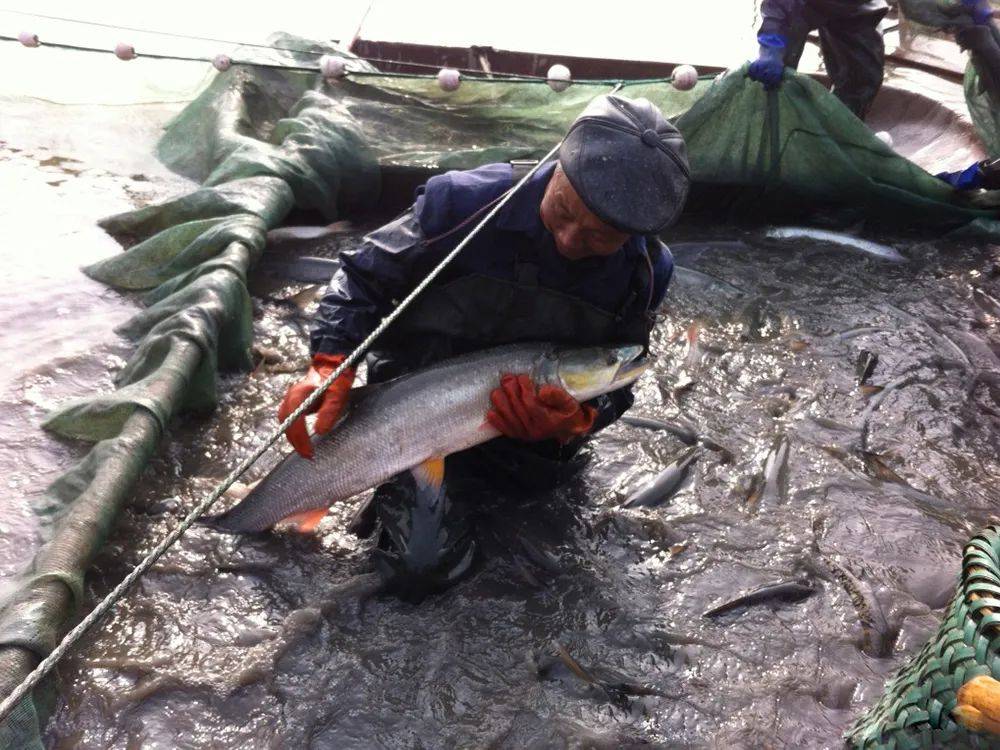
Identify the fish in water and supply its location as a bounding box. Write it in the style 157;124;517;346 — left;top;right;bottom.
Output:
746;435;790;510
856;350;879;386
622;447;700;508
543;642;666;708
765;226;906;263
703;579;816;618
256;255;341;285
265;220;354;245
621;414;733;460
207;344;647;533
861;451;907;485
620;414;698;445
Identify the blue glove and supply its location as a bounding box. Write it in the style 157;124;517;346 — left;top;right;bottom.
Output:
748;34;787;90
941;158;1000;190
963;0;994;25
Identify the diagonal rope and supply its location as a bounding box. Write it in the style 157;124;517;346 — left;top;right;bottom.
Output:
0;136;575;724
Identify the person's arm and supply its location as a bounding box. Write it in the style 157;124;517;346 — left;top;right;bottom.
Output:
758;0;798;38
749;0;798;89
282;209;431;457
310;209;427;356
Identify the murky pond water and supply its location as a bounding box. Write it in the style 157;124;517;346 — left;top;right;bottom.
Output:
28;208;1000;747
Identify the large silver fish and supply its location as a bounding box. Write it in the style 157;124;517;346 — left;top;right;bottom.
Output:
764;226;906;263
209;343;648;533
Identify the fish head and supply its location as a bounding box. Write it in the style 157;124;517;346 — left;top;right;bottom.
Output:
535;345;649;401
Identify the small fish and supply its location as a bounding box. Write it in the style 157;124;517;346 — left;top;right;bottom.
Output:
861;451;907;485
765;226;906;263
256;255;341;284
552;641;599;685
703;579;816;618
746;435;790;510
623;448;700;508
819;555;896;657
548;642;661;708
621;414;699;445
972;287;1000;319
684;322;703;369
621;415;731;460
859;384;884;397
856;350;879;386
808;415;860;433
265;220;354;244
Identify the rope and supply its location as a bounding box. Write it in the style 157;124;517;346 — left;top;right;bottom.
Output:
0;34;718;85
0;137;571;725
0;7;343;55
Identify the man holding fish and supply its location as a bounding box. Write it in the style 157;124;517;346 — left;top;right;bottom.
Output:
215;95;691;599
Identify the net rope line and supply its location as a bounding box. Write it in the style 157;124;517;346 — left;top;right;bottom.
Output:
0;123;596;723
0;6;344;56
0;34;719;85
0;6;545;79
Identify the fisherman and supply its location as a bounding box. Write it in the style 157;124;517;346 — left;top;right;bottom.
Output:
897;0;1000;111
925;0;1000;191
748;0;889;119
278;94;690;600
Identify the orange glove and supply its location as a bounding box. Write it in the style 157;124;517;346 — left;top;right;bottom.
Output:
486;373;596;444
278;353;355;459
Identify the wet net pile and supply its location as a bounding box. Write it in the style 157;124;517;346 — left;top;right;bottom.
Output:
1;32;999;749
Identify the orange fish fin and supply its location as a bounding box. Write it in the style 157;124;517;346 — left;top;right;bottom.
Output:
411;456;445;489
279;506;328;533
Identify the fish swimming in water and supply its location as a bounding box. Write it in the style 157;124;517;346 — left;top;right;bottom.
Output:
746;435;790;511
620;414;699;445
703;579;816;618
207;344;648;533
765;227;906;263
622;447;700;508
265;220;354;245
256;255;341;285
856;350;879;386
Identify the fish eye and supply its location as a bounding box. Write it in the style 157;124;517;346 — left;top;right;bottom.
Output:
606;354;617;365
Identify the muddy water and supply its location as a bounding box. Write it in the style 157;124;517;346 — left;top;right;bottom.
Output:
0;114;192;582
22;206;997;748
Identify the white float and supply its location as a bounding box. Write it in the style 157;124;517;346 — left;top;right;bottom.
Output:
671;64;698;91
547;63;572;92
437;67;461;92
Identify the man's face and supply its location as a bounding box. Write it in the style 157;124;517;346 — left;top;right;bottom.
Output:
539;165;630;261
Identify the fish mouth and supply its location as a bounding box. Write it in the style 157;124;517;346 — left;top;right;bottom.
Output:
610;345;649;387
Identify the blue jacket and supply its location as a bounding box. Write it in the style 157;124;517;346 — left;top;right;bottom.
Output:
310;161;673;356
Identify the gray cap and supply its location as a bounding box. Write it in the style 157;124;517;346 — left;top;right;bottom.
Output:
558;94;691;234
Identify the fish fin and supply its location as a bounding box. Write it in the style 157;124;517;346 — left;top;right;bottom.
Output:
278;506;329;533
412;456;445;490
